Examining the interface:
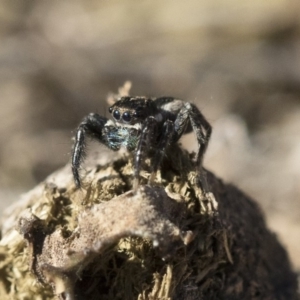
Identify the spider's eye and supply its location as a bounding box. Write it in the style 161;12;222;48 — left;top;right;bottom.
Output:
108;107;113;113
113;110;121;120
122;111;131;122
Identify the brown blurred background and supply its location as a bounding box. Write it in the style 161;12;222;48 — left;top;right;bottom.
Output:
0;0;299;274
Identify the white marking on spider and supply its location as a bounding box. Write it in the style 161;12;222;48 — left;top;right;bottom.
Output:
161;99;184;112
154;113;163;122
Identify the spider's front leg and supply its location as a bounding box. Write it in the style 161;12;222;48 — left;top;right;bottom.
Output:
173;102;212;167
133;116;158;191
148;120;174;184
72;113;109;188
133;117;175;190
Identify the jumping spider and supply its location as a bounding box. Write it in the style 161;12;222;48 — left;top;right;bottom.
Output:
72;96;212;189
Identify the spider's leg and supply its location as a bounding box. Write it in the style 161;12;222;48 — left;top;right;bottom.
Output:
187;103;212;166
173;103;212;166
148;120;174;184
133;116;157;191
72;113;108;188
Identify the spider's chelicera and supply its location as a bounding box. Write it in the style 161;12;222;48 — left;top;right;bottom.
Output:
72;96;212;189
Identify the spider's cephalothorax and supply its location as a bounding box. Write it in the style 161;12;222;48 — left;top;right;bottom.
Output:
72;96;212;189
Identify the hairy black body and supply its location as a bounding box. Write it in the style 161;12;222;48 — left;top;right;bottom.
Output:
72;96;212;189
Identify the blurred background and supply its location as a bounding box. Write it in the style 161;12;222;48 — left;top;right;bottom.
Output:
0;0;299;274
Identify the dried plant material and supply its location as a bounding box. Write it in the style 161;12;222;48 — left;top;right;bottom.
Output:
0;147;298;299
106;81;132;106
17;185;189;299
